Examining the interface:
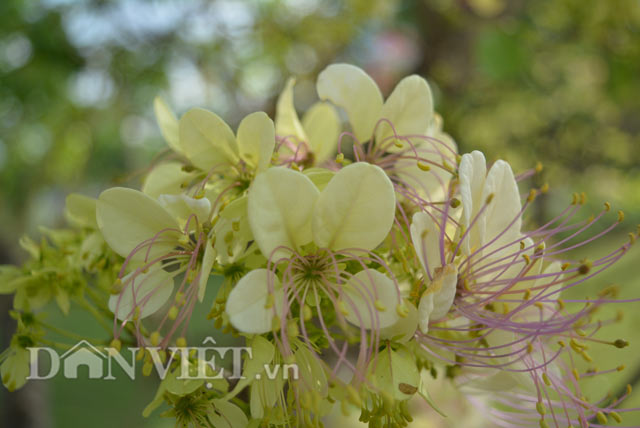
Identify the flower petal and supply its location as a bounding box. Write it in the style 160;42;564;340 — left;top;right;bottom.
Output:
275;78;307;142
302;101;340;164
157;194;211;226
96;187;181;259
248;168;319;260
410;211;443;278
418;292;434;334
376;75;434;150
65;193;97;229
458;151;488;254
142;162;195;198
344;269;400;329
317;64;383;143
429;264;458;320
109;268;175;320
380;300;418;343
179;108;238;171
153;96;181;154
225;269;282;334
312;162;395;251
198;236;216;302
237;111;275;172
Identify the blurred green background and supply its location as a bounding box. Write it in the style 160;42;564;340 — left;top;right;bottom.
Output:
1;0;639;427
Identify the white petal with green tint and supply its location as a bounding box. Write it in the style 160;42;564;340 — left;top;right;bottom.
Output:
343;269;400;329
410;211;443;278
376;75;433;149
153;96;181;154
458;150;488;254
142;162;194;198
248;168;319;260
65;193;97;229
237;111;275;172
109;268;174;320
225;269;282;334
157;194;211;225
179;108;238;171
317;64;383;142
198;236;216;302
275;78;307;142
418;264;458;333
96;187;181;259
302;101;340;164
368;346;420;401
312;162;395;251
380;300;418;343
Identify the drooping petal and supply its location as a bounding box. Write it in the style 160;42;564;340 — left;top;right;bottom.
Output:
376;75;434;150
458;151;487;254
428;264;458;320
96;187;181;260
418;292;434;334
343;269;400;329
179;108;238;171
302;101;340;164
237;111;275;172
142;162;195;198
410;211;443;278
248;168;319;260
153;96;181;154
109;268;175;320
312;162;395;251
275;78;307;142
317;64;383;143
225;269;282;334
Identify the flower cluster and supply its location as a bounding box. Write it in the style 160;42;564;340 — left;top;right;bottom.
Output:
1;64;638;428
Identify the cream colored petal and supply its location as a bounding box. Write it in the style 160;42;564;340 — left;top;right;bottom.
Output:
376;75;433;150
157;194;211;226
275;78;307;142
96;187;181;259
237;111;275;172
344;269;400;329
302;101;340;164
409;211;443;277
429;264;458;320
316;64;383;143
380;300;418;343
312;162;395;251
142;162;195;198
179;108;238;171
458;151;487;254
153;96;181;154
418;292;434;334
198;236;216;302
225;269;282;334
481;159;522;252
302;167;335;191
65;193;97;229
248;168;319;260
109;268;174;320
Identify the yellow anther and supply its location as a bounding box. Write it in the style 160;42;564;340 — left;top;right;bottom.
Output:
558;340;566;348
618;210;625;222
110;278;123;295
502;303;510;314
578;260;592;275
109;339;122;352
168;305;179;320
520;241;526;250
613;339;629;348
574;328;586;337
557;299;565;310
572;368;580;380
527;189;537;202
617;365;625;371
417;162;431;171
596;411;607;425
133;306;141;321
580;351;592;363
540;182;549;193
539;419;549;428
536;401;546;416
374;300;386;312
611;411;622;423
176;337;187;348
534;302;544;310
629;232;636;245
450;198;461;208
336;153;344;164
627;384;632;395
604;202;611;211
524;289;531;300
572;193;579;205
485;193;494;204
579;192;586;205
561;262;570;271
522;254;531;265
535;162;543;173
527;342;534;353
570;339;585;352
542;372;551;386
302;304;312;321
175;292;185;305
396;303;409;318
150;331;161;347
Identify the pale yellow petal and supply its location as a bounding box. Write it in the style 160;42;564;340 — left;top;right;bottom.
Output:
380;300;418;343
225;269;282;334
153;96;181;154
198;237;216;302
302;167;335;191
157;194;211;226
376;75;433;150
458;150;487;254
429;264;458;320
275;78;307;142
312;162;395;251
237;111;275;172
302;101;340;164
65;193;97;229
179;108;238;171
248;168;319;260
410;211;443;277
316;64;383;142
96;187;181;259
109;268;174;320
142;162;195;198
344;269;400;329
